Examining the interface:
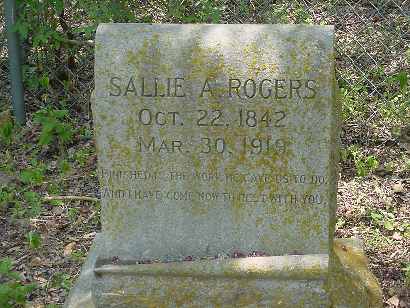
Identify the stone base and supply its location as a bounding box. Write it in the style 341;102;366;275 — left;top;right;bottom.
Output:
65;236;382;308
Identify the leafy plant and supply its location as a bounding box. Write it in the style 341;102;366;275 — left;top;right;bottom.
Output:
340;83;370;121
67;208;79;222
0;121;13;145
23;191;42;217
403;263;410;287
0;188;15;211
51;273;72;292
58;159;71;174
26;231;42;250
73;148;93;167
20;161;46;185
369;210;396;231
168;0;222;23
0;258;36;308
356;155;379;177
70;250;85;262
342;145;379;176
78;126;93;141
378;70;410;123
33;108;73;149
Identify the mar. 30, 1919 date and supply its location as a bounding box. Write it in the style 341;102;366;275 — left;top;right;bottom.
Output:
136;135;286;155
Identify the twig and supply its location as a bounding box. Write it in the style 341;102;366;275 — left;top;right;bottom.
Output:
83;211;98;225
30;218;48;222
60;38;94;47
44;195;99;202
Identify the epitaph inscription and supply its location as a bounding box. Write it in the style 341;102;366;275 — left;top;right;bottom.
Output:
94;24;337;260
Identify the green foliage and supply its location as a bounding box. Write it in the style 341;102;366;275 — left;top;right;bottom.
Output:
405;156;410;171
355;155;379;177
291;4;314;23
74;1;139;36
58;159;71;174
0;187;15;211
33;108;73;148
70;250;85;262
20;161;46;185
0;121;13;145
366;228;392;250
5;188;43;219
339;68;409;125
341;145;379;176
404;263;410;287
23;191;42;217
51;273;72;292
339;83;369;121
0;258;36;308
26;231;42;250
380;70;410;123
67;207;79;222
78;126;93;141
168;0;222;23
369;210;395;231
14;0;148;93
73;148;93;167
368;208;410;235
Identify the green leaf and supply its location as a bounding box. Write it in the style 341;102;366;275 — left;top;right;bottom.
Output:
366;155;379;171
0;121;13;144
52;0;64;14
0;258;13;275
384;220;395;231
38;130;54;146
396;71;408;91
39;75;50;89
12;21;29;40
58;127;73;143
370;212;383;221
14;284;36;303
53;109;69;119
26;231;42;249
50;199;63;206
20;168;44;185
23;191;40;204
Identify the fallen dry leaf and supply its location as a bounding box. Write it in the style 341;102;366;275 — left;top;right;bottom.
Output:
82;232;96;239
392;232;403;241
392;182;405;193
387;295;400;307
63;242;76;257
30;257;43;267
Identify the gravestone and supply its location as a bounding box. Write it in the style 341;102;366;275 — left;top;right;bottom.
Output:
66;24;382;308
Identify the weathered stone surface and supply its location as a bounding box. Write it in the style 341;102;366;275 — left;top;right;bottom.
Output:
94;24;338;261
65;238;382;308
329;238;383;308
65;24;383;308
93;255;329;307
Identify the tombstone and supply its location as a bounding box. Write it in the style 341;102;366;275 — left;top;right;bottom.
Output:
66;24;382;307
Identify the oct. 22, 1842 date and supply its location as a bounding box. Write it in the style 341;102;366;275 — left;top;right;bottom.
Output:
134;108;287;129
